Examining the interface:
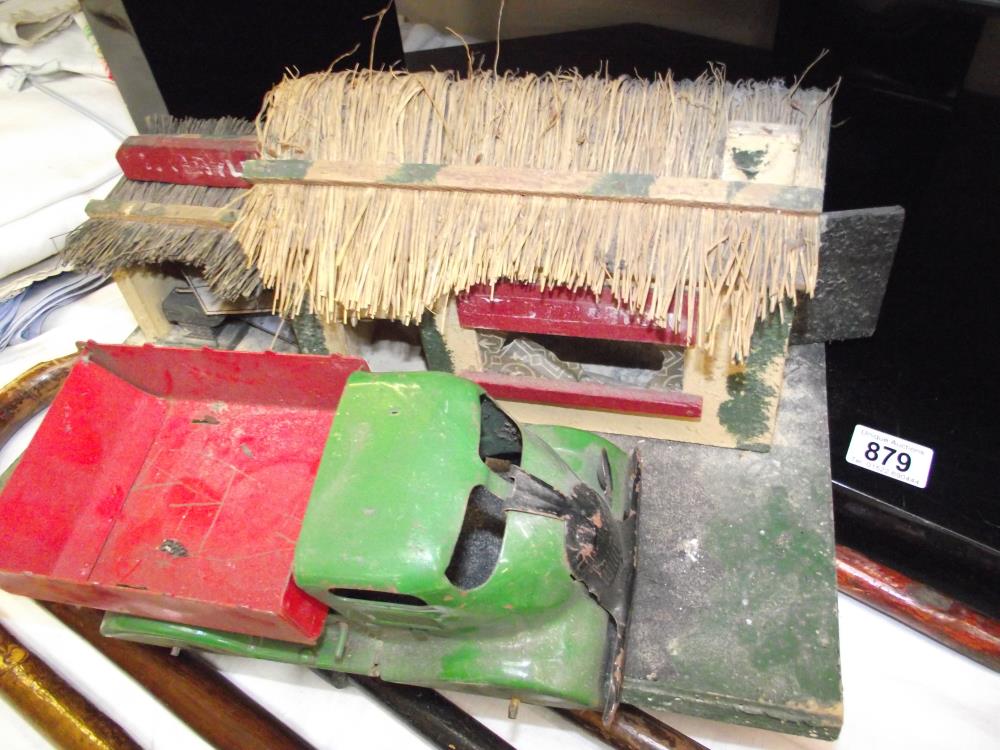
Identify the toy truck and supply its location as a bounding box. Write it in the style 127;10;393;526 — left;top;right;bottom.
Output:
0;343;638;720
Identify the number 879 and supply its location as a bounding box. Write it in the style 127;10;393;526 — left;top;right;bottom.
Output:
865;441;911;472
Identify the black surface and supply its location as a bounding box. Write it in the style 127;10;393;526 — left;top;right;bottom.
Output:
790;207;904;345
406;22;776;81
774;1;1000;618
120;1;404;119
826;92;1000;618
409;8;1000;617
775;1;984;101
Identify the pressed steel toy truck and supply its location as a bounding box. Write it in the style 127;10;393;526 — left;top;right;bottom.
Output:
0;343;638;720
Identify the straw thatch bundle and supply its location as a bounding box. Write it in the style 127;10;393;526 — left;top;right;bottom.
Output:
234;67;832;359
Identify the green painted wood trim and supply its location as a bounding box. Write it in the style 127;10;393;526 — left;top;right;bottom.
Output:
386;163;442;183
623;680;842;741
242;159;310;180
589;172;657;197
291;314;329;355
419;310;455;372
718;302;794;451
241;159;824;215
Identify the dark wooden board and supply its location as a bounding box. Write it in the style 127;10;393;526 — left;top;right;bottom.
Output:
619;344;842;739
791;207;904;345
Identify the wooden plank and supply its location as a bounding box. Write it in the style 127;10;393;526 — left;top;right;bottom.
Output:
114;132;822;213
86;199;237;229
113;267;176;341
464;370;702;419
81;0;168;129
116;134;257;188
113;132;822;212
456;282;693;345
676;304;790;451
623;344;842;738
243;159;824;215
322;320;375;358
792;207;904;344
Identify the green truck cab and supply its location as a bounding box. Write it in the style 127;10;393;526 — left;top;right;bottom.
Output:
102;371;639;719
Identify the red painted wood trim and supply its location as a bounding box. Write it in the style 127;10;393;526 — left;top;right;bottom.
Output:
462;370;702;419
116;135;259;188
835;544;1000;671
456;282;694;346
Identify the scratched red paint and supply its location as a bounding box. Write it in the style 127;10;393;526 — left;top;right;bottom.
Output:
116;135;258;189
456;282;696;345
836;545;1000;670
0;343;368;644
464;371;703;419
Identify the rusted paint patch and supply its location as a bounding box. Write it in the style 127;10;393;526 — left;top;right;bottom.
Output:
158;539;189;557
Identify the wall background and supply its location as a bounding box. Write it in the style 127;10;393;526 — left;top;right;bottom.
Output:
397;0;781;50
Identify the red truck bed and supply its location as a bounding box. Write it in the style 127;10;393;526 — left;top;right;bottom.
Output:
0;343;367;644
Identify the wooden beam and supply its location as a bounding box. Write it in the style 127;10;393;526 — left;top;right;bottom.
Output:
113;268;176;341
243;159;824;215
116;134;257;188
86;199;237;229
457;282;693;345
462;370;703;419
113;133;822;213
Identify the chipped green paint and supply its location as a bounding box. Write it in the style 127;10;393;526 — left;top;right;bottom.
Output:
706;487;841;704
718;304;792;450
774;186;824;212
241;158;821;212
623;480;841;739
291;314;329;355
103;593;609;709
623;683;842;740
589;172;656;198
721;366;775;449
730;147;768;180
419;309;455;372
387;163;443;184
242;159;310;181
724;182;823;213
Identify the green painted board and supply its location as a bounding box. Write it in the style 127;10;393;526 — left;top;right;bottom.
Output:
619;343;842;739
